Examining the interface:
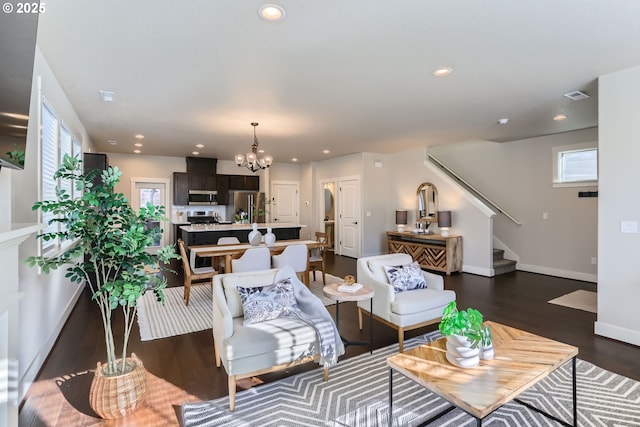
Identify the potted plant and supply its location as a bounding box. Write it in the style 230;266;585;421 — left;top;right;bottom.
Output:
27;154;179;419
438;301;493;368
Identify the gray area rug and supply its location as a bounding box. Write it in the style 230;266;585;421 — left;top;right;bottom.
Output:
181;331;640;426
548;289;597;313
136;273;343;340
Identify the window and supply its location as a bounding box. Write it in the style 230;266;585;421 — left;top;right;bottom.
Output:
40;98;82;254
552;142;597;188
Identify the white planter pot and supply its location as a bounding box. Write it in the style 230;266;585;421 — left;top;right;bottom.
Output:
481;342;494;360
445;335;480;369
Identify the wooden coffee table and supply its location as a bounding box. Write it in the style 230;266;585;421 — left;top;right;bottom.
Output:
386;321;579;426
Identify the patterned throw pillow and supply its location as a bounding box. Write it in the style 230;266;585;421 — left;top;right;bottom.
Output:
383;262;428;293
237;278;298;325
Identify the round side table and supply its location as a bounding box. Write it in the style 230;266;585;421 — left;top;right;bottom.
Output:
323;282;375;354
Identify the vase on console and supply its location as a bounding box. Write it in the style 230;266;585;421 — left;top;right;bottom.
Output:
264;227;276;247
248;223;262;246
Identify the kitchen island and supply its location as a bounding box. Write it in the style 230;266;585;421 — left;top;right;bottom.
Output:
180;223;305;246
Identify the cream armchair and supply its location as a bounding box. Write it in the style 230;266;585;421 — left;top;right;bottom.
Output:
356;253;456;352
212;266;339;411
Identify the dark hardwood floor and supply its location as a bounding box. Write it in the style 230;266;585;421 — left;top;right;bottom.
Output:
19;253;640;425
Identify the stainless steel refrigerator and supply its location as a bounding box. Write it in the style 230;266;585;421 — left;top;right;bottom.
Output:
226;191;266;223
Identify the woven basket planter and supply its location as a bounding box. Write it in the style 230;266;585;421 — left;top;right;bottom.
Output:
89;353;147;419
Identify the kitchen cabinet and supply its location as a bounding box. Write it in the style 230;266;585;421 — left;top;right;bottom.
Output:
83;153;109;187
173;172;189;205
216;175;229;205
228;175;259;191
186;157;217;190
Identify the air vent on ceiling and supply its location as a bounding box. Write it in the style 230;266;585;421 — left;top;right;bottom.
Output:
564;90;590;101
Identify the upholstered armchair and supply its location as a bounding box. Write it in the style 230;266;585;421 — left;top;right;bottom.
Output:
356;253;456;352
212;266;342;411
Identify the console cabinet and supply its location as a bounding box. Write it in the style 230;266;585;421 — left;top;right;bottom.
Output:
386;231;462;275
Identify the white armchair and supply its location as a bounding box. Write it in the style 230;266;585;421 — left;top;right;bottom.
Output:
212;266;337;411
356;253;456;352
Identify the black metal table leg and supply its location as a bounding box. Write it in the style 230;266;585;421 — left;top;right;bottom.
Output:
388;369;393;427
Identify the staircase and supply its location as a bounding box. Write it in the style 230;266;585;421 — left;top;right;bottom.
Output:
493;249;517;276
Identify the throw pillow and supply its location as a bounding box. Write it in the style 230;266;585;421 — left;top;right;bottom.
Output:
237;278;298;325
383;261;427;293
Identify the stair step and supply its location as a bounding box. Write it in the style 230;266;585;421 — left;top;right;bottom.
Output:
493;258;517;275
493;248;505;261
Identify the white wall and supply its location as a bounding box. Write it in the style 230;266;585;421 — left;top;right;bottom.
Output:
595;65;640;346
12;47;93;399
430;128;599;282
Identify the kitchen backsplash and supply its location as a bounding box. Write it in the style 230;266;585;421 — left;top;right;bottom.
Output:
172;205;227;223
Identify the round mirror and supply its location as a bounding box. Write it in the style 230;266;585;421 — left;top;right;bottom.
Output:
416;182;438;224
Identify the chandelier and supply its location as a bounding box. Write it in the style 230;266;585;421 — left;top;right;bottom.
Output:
235;122;273;173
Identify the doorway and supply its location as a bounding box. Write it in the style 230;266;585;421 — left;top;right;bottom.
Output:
270;181;299;224
130;177;170;254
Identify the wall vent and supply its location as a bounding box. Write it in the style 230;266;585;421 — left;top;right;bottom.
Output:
564;90;590;101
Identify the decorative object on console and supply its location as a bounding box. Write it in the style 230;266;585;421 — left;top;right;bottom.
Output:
438;301;493;368
437;210;452;236
235;122;273;173
264;227;276;246
395;210;408;232
248;223;262;246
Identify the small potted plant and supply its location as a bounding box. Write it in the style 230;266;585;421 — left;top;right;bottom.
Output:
438;301;493;368
27;154;179;419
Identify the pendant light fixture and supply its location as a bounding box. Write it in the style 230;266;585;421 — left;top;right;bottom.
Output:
235;122;273;173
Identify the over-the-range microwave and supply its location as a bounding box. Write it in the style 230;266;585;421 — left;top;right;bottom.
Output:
188;190;218;205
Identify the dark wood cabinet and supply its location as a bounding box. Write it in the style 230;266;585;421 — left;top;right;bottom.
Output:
83;153;109;187
186;157;217;190
173;172;189;205
216;175;229;205
228;175;259;191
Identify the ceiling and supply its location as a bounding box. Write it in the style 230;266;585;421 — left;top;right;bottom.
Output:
36;0;640;165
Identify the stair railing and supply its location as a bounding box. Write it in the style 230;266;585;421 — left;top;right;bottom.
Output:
428;153;522;226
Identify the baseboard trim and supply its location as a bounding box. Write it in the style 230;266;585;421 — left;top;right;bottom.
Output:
595;320;640;347
517;263;597;283
19;285;84;401
462;264;493;277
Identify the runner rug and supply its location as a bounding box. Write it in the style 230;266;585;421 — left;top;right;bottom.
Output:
181;331;640;426
136;273;343;341
548;289;597;313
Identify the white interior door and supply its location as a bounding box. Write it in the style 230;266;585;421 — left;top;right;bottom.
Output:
338;176;361;258
130;178;170;254
270;181;299;224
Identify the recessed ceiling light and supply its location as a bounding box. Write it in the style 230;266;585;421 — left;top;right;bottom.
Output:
107;140;118;145
258;4;285;21
98;90;115;102
553;114;567;121
196;144;204;149
192;151;200;155
134;143;143;147
134;134;144;140
291;158;298;162
432;67;453;77
323;149;330;154
133;149;141;154
0;112;29;120
498;118;509;125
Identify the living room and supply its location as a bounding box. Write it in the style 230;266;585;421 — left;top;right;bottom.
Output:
3;1;640;425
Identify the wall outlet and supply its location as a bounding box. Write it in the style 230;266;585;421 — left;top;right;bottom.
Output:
591;257;597;265
542;212;548;220
621;220;638;233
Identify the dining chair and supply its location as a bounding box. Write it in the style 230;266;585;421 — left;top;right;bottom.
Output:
271;244;309;286
215;237;241;272
308;231;327;285
177;239;216;306
231;247;271;273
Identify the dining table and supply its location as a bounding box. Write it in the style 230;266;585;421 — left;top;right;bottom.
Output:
188;239;324;281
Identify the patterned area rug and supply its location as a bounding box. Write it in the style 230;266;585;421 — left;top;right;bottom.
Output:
181;331;640;426
136;273;344;341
